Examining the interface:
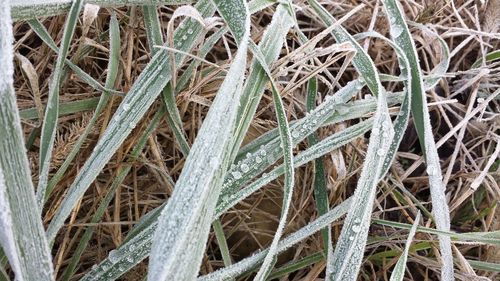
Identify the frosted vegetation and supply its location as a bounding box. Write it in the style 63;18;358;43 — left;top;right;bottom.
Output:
0;0;498;280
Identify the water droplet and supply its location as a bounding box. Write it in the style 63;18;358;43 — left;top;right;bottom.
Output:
377;148;384;156
352;224;361;233
349;236;354;241
123;103;130;111
240;163;249;173
232;171;242;180
477;97;485;103
291;131;299;138
426;165;435;176
187;28;193;35
182;35;187;40
255;156;262;164
109;250;118;263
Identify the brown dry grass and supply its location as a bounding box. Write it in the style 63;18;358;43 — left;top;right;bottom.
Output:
10;0;500;280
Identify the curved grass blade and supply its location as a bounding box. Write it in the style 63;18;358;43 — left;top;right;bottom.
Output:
307;0;381;96
147;1;250;279
326;90;394;281
143;5;191;156
45;12;120;201
199;198;352;281
389;212;421;281
36;0;85;208
46;0;217;242
380;1;454;279
0;2;54;279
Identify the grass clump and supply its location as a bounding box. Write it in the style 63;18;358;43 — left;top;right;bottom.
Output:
1;0;499;280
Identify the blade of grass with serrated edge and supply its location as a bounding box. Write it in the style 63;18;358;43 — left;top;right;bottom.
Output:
199;198;352;281
11;0;191;21
143;5;191;156
60;108;165;281
36;0;85;208
79;114;372;281
147;1;250;279
381;1;454;279
45;12;120;201
0;2;54;280
27;19;118;94
389;212;421;281
45;0;217;242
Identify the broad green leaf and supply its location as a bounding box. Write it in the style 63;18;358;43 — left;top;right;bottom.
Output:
381;1;454;279
0;2;54;279
389;212;421;281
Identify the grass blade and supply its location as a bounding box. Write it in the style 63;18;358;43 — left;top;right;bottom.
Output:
327;90;394;281
306;77;330;252
147;1;250;279
143;5;191;156
36;0;85;208
389;212;421;281
11;0;191;21
381;1;454;279
0;2;54;279
45;12;120;201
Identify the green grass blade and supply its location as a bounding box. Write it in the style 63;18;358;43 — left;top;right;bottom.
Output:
19;97;100;120
199;199;352;281
381;1;454;279
143;5;191;156
46;0;217;242
307;0;381;96
147;1;250;279
0;2;54;279
45;12;120;201
389;212;420;281
327;90;394;281
11;0;191;21
27;19;118;94
230;4;294;160
306;77;330;252
36;0;85;208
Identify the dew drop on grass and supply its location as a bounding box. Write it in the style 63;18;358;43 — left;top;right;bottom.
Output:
426;165;435;176
392;26;403;38
232;171;242;180
260;149;267;156
109;250;118;263
349;236;354;241
187;28;193;35
123;103;130;111
377;148;384;156
182;35;187;40
240;163;250;173
255;156;262;164
352;224;361;233
291;130;299;138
